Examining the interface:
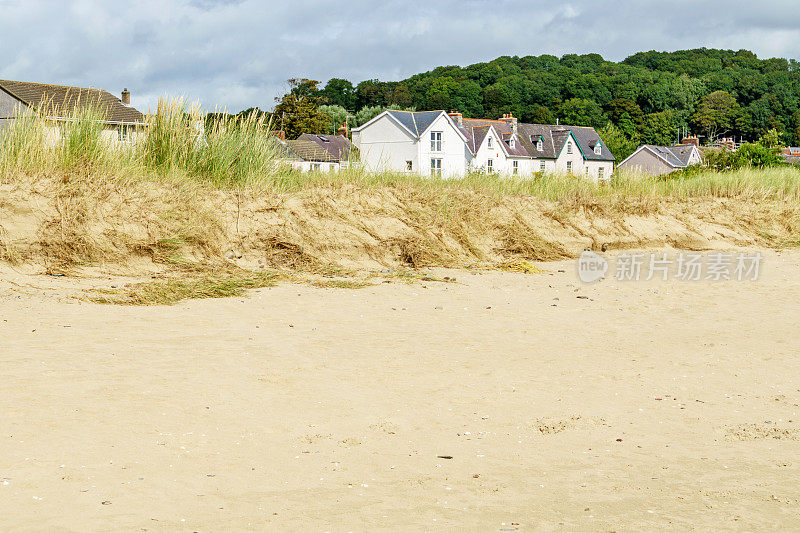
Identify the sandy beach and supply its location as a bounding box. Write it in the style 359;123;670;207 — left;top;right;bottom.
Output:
2;249;800;531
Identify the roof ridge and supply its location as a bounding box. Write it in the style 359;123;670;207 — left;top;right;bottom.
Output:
0;79;102;93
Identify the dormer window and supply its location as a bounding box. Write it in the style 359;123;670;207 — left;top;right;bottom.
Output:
509;138;515;149
594;142;602;155
532;135;543;151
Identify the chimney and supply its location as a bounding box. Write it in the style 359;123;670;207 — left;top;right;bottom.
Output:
271;130;286;141
121;88;130;105
338;123;348;137
499;112;518;134
448;111;463;127
681;135;699;148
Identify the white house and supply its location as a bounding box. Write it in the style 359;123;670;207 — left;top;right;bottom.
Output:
351;110;471;178
351;110;616;180
617;144;702;176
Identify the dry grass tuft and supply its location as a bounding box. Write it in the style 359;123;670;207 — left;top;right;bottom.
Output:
91;268;278;305
496;217;572;262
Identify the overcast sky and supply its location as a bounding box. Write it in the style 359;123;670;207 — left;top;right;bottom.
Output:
1;0;799;113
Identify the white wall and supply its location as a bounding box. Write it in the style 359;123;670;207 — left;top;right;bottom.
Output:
417;113;468;178
553;135;588;175
585;160;614;181
353;114;418;174
280;160;340;173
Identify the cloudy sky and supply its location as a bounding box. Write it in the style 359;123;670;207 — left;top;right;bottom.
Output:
1;0;799;113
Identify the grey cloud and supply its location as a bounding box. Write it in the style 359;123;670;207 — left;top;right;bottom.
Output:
0;0;799;113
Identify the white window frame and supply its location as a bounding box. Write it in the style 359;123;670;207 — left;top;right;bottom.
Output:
566;161;572;173
117;125;131;142
594;143;602;155
536;139;543;151
487;136;493;149
512;160;518;174
567;142;573;155
406;160;413;171
487;159;494;173
539;161;546;173
310;163;321;171
430;131;442;152
598;167;605;180
509;138;515;149
430;158;442;177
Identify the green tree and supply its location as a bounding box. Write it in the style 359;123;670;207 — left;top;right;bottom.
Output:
318;78;356;110
273;79;330;139
692;90;742;141
559;98;606;128
598;122;640;162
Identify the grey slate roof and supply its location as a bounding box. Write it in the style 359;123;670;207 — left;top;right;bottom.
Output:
385;110;445;137
0;79;145;124
297;133;356;162
640;145;696;168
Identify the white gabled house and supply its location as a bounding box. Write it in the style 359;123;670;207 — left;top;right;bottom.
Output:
351;110;471;178
352;110;616;180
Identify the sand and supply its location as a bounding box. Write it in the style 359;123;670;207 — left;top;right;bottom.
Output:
2;249;800;531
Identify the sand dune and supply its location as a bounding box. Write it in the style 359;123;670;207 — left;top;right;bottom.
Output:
2;249;800;530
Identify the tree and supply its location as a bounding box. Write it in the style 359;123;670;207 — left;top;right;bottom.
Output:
318;78;356;110
692;90;742;141
318;105;351;134
598;122;640;162
272;79;330;139
559;98;606;128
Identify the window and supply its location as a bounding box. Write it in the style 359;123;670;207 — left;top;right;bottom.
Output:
594;142;602;155
540;161;546;173
567;142;573;154
311;163;321;171
406;160;413;171
509;138;515;149
487;136;493;148
118;125;131;142
566;161;572;173
430;131;442;152
430;158;442;177
598;167;605;180
512;160;518;174
487;159;494;173
536;139;543;151
586;166;589;176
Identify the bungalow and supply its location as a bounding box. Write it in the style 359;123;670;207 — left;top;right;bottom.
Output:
350;110;615;180
0;79;146;145
617;144;702;176
277;132;355;173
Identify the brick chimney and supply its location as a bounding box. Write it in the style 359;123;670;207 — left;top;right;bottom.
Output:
338;123;348;137
121;88;130;105
681;135;699;147
448;111;463;127
499;113;518;134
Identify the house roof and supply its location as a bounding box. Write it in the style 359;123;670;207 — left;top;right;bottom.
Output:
619;144;699;169
0;79;145;124
384;110;444;137
297;133;355;162
283;139;339;163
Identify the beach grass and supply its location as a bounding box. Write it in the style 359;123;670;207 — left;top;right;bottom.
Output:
2;97;800;301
